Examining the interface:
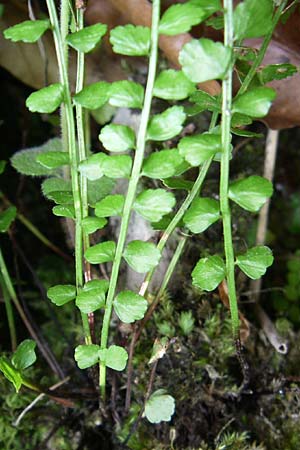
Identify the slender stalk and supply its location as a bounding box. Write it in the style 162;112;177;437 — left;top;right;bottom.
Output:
59;0;70;179
237;0;288;96
75;7;94;339
124;360;158;445
220;0;238;337
0;248;63;376
46;0;91;343
99;0;161;399
60;0;70;66
0;273;17;351
17;212;71;261
0;193;71;261
139;236;187;344
125;235;187;411
75;8;90;269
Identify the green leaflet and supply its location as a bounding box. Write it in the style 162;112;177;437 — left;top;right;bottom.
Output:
99;124;136;152
236;246;274;279
52;204;75;219
134;189;176;222
183;198;220;233
26;84;64;114
95;195;125;217
232;87;276;118
46;191;73;205
123;240;161;273
142;149;185;179
82;217;107;234
0;206;17;233
102;155;132;179
234;0;273;41
87;177;116;207
0;160;6;174
179;38;231;83
258;64;298;84
0;357;23;392
229;175;273;212
12;340;37;371
144;389;176;423
47;284;76;306
66;23;107;53
76;280;108;314
98;345;128;371
192;255;226;291
179;133;222;166
153;69;196;100
73;82;111;110
74;344;100;369
110;24;151;56
36;151;69;169
4;19;50;43
159;2;206;36
189;90;221;113
11;138;63;177
78;153;107;181
147;106;186;141
79;153;132;181
84;241;116;264
109;80;144;109
42;177;71;199
113;290;148;323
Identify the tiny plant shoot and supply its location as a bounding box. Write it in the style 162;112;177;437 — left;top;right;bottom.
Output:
1;0;292;430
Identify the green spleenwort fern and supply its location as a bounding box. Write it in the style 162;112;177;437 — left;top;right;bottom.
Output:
1;0;291;425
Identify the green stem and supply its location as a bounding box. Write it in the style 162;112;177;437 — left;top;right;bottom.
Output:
158;236;187;294
59;0;70;176
139;111;218;297
60;0;70;67
238;0;288;96
75;9;90;268
46;0;91;343
99;0;161;400
0;273;17;351
220;0;239;337
74;8;94;339
140;235;186;336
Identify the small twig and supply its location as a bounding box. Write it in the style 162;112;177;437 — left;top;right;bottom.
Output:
13;377;70;427
214;417;235;446
111;372;121;426
28;0;49;85
1;192;72;262
0;248;65;379
282;0;299;16
249;128;288;354
11;237;73;347
123;360;158;446
255;304;288;354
